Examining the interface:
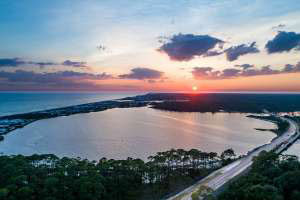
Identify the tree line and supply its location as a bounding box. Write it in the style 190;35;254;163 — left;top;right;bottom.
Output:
0;148;236;200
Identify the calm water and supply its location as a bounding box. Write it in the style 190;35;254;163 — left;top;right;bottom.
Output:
0;107;277;160
0;92;142;116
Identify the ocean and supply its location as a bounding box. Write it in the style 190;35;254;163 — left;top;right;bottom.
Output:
0;92;143;116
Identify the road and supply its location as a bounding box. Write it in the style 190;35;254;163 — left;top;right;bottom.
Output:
165;117;299;200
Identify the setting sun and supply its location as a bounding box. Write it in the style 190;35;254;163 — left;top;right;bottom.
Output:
192;86;198;91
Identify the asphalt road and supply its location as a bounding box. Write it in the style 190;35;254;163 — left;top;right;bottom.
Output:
165;117;299;200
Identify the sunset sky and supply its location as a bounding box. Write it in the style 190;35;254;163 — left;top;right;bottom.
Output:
1;0;300;92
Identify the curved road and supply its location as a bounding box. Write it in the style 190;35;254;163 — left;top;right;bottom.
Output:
165;117;299;200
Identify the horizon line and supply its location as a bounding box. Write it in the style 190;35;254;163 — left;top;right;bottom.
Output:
1;90;300;94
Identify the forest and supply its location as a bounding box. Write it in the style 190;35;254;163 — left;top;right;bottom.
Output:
218;151;300;200
125;93;300;113
0;148;236;200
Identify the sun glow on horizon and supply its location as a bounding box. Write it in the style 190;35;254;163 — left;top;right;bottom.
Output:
192;86;198;91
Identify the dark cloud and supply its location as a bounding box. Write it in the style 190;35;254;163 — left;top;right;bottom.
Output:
0;58;57;68
35;62;56;67
282;62;300;72
62;60;88;68
265;31;300;53
283;64;294;72
158;33;224;61
0;58;26;67
0;70;113;85
240;66;280;77
0;58;89;68
119;67;164;80
224;42;260;61
192;62;300;80
0;70;155;91
54;70;113;80
283;64;300;72
158;34;262;62
27;61;57;68
235;64;254;70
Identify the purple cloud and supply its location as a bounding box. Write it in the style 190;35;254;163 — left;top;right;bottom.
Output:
62;60;88;68
240;66;280;77
158;33;224;61
203;50;223;57
224;42;260;61
0;58;89;68
119;67;164;80
222;68;241;77
27;61;57;68
282;62;300;72
192;67;217;80
192;62;300;80
192;67;241;80
0;70;113;84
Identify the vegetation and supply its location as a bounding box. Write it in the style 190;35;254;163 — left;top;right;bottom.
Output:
275;120;290;135
218;151;300;200
248;115;290;135
0;148;236;200
125;93;300;113
191;185;215;200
